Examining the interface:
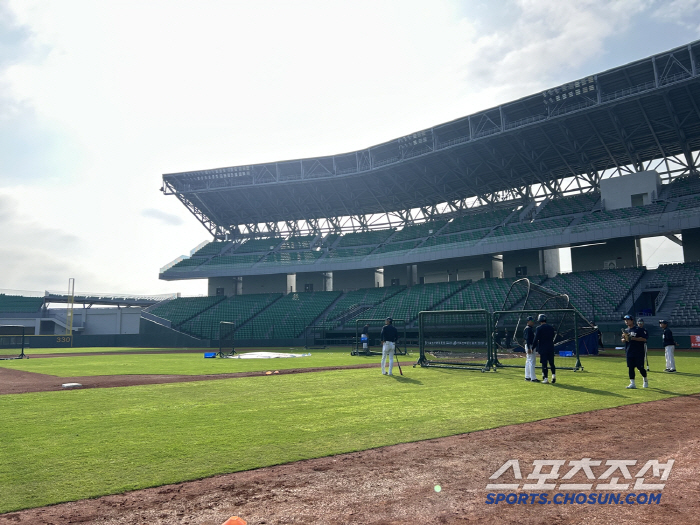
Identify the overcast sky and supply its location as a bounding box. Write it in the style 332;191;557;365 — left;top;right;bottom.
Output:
1;0;698;296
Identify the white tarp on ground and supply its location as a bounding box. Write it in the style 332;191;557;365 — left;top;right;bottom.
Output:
226;351;312;359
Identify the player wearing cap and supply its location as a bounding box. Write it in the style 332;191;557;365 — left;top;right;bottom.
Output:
622;315;648;388
659;320;676;372
532;314;556;384
380;317;399;376
523;316;539;382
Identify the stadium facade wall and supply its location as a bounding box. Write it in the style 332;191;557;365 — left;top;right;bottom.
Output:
0;308;141;336
502;249;562;279
571;237;640;272
503;250;541;279
600;171;660;210
296;271;326;293
332;269;378;290
208;276;239;297
242;274;287;294
80;308;141;335
682;228;700;262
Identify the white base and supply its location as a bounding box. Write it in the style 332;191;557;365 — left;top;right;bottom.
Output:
61;383;83;389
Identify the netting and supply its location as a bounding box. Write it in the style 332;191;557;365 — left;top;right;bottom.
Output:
0;325;27;360
492;278;598;371
352;319;407;355
417;310;493;370
218;321;236;357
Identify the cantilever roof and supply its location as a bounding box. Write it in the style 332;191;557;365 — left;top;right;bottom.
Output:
163;40;700;237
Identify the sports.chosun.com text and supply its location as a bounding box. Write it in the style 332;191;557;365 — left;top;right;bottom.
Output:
486;492;662;505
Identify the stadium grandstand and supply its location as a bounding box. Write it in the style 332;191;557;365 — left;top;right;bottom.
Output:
3;40;700;349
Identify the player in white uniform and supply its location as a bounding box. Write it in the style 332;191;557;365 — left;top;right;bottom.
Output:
522;316;539;382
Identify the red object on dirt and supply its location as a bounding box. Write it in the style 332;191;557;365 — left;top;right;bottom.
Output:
222;517;247;525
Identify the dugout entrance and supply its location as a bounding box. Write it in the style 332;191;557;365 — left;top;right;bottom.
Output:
351;319;408;356
0;325;28;360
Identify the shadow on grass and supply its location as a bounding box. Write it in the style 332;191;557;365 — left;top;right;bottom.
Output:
390;375;423;385
550;383;626;398
661;371;700;378
648;388;697;396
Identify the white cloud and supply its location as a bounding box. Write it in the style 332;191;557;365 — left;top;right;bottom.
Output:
141;208;184;226
652;0;700;31
0;1;695;296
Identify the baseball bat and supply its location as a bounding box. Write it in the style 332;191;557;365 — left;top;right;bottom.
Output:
645;343;649;371
395;347;403;375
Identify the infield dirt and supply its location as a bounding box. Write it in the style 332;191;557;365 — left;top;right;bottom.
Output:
0;367;698;524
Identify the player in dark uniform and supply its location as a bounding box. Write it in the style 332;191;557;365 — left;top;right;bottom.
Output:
523;316;538;382
532;314;556;384
622;314;648;388
659;320;676;372
380;317;399;375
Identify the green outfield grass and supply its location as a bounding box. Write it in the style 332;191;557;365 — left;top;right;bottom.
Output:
0;347;382;376
1;350;699;513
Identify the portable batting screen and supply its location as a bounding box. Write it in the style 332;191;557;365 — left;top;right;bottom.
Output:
218;321;236;357
352;319;407;356
417;310;493;371
0;325;28;360
492;308;596;371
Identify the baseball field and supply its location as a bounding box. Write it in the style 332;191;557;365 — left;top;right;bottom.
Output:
1;347;699;524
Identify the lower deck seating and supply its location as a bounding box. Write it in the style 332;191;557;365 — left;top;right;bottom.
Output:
178;293;282;339
235;291;341;339
148;296;226;327
543;267;644;322
322;286;406;327
356;281;469;324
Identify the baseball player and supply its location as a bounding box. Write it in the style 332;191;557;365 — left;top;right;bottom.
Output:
523;316;539;382
659;320;676;372
622;314;648;388
380;317;398;376
361;323;370;354
532;314;556;384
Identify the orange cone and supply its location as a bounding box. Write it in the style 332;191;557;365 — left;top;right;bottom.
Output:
222;517;247;525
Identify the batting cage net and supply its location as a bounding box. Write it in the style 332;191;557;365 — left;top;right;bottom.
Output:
492;305;597;371
417;310;493;371
352;319;407;356
218;321;236;357
0;325;28;360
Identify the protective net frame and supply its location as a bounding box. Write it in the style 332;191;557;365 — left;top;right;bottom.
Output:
492;307;597;371
492;278;597;371
417;310;493;371
352;319;407;356
0;325;28;360
218;321;236;357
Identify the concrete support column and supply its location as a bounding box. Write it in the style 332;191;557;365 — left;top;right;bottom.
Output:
634;237;643;267
539;248;561;277
323;272;333;292
116;306;122;334
286;273;297;294
235;277;243;296
375;268;384;288
491;256;503;279
407;264;418;286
